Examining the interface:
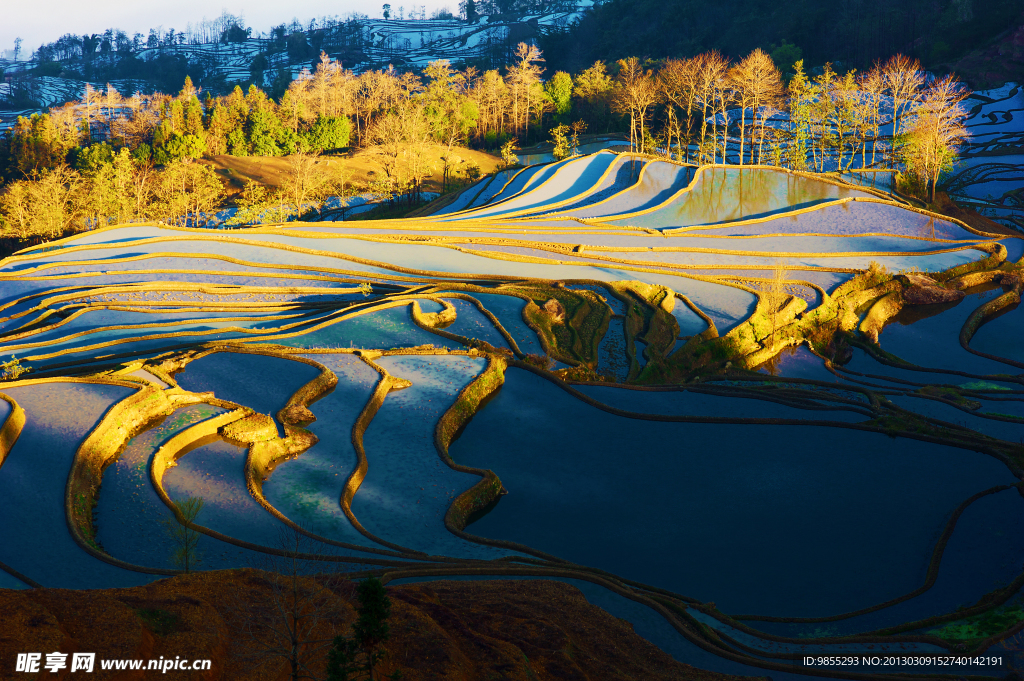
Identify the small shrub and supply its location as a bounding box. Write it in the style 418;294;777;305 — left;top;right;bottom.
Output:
864;260;892;286
524;353;550;369
500;139;520;168
549;124;571;161
895;169;927;201
555;365;606;382
0;357;29;381
136;608;180;637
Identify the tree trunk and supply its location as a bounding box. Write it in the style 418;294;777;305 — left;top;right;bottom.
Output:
739;105;746;166
661;109;670;159
699;100;708;165
720;108;728;165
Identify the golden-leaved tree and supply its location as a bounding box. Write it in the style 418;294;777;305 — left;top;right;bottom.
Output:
902;75;970;202
612;57;660;157
0;165;86;239
729;48;782;165
152;160;224;227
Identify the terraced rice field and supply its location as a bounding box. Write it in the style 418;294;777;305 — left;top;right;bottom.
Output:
1;151;1022;679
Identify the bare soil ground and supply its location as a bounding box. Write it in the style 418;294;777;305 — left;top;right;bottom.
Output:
935;191;1021;237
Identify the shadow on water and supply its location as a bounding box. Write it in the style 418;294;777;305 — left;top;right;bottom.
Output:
0;382;157;588
452;368;1018;619
174;350;322;436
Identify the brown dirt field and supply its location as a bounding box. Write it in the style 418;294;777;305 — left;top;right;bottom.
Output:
200;145;503;201
0;571;759;681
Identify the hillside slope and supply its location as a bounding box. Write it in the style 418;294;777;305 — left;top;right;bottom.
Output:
0;572;757;681
541;0;1023;81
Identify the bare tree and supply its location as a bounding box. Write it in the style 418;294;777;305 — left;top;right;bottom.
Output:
745;49;782;165
49;101;84;151
282;151;351;218
1;165;89;239
809;63;838;172
507;42;544;142
402;100;435;205
693;51;729;164
424;59;475;191
162;495;204;573
365;109;409;200
357;68;412;147
111;95;160;150
82;83;101;141
102;84;123;129
312;52;340;118
658;57;699;162
235;526;347;681
858;63;886;167
832;70;860;171
153;159;225;227
715;64;734;164
470;68;509;145
612;57;660;158
882;54;925;144
729;56;755;165
758;260;790;348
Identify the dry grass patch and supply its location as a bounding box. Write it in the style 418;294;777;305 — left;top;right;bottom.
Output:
202;146;502;202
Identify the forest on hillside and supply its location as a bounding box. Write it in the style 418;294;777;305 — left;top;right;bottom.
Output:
540;0;1023;79
0;0;582;108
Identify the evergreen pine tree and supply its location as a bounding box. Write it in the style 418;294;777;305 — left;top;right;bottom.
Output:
326;637;362;681
354;577;392;680
325;576;401;681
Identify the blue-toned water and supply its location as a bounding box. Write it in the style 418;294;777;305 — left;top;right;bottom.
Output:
263;353;385;548
571;161;693;218
461;292;544;356
274;303;463;351
474;152;618;217
175;350;321;434
606;167;871;229
0;382;157;588
354;355;516;559
453;368;1018;617
970;300;1024;366
94;403;255;570
439;298;510;349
